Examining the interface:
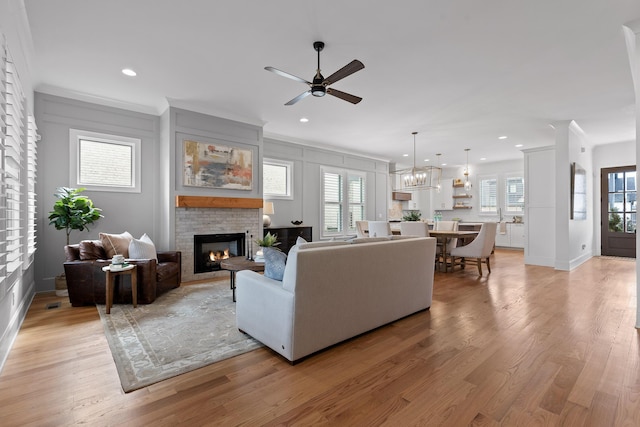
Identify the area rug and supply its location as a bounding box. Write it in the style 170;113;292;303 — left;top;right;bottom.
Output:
97;281;263;392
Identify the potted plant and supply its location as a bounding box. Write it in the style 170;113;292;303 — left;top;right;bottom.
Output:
48;187;103;295
254;232;281;261
402;210;422;222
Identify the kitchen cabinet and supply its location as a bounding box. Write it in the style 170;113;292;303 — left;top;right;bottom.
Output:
432;178;453;210
495;222;525;248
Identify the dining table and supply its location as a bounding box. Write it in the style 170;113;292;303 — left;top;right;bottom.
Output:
429;230;479;272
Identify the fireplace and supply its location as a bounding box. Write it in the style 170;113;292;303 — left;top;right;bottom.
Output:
194;233;246;273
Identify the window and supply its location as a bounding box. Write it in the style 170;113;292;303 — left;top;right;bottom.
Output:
479;175;498;214
70;129;141;193
321;167;366;238
263;158;293;199
505;176;524;213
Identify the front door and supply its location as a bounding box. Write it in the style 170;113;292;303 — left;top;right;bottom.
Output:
601;166;636;257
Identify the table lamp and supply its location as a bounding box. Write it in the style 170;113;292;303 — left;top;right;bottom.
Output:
263;201;274;227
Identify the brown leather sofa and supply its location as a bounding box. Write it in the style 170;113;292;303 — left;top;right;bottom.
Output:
64;240;181;306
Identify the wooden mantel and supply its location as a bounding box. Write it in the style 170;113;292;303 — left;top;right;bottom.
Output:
176;196;263;209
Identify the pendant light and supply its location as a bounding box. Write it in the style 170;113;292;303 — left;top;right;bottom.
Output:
391;132;442;191
463;148;472;191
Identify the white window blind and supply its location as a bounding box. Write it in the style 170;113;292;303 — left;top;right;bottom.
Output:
505;176;524;213
479;176;498;214
4;54;25;275
321;167;366;238
26;115;39;258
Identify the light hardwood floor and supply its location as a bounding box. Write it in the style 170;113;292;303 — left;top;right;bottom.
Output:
1;250;638;426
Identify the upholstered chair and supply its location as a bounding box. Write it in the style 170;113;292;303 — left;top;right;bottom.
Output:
400;222;430;237
450;222;498;275
435;220;458;270
355;220;369;238
367;221;392;237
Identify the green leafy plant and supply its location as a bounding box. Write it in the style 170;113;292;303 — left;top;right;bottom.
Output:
608;208;623;233
402;210;422;222
48;187;103;245
255;232;281;248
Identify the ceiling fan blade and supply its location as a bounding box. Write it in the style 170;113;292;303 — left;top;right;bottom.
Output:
323;60;365;86
327;88;362;104
285;91;312;106
265;66;311;85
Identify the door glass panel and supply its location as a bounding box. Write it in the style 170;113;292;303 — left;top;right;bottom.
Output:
626;213;636;233
609;212;624;232
626;172;636;191
609;172;624;192
609;193;624;211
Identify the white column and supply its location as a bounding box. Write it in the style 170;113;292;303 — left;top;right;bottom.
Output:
623;19;640;328
553;121;572;271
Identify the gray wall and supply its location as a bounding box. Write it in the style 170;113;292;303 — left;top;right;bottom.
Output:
34;93;160;292
264;137;389;241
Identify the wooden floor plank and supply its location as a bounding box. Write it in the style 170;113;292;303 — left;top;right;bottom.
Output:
0;250;638;426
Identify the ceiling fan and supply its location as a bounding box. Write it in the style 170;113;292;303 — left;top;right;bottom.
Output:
265;41;364;106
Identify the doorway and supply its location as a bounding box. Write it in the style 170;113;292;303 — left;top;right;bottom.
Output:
601;166;636;257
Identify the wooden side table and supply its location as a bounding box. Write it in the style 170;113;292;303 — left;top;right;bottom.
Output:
219;257;264;302
102;264;137;314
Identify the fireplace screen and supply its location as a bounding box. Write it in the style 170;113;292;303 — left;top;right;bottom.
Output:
194;233;246;273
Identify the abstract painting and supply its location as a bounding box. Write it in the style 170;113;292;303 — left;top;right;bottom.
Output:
183;139;252;190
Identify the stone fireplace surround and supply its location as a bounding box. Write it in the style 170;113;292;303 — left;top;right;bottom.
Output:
175;196;262;283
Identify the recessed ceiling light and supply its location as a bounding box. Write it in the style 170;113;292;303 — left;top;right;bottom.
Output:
299;117;309;123
498;135;508;140
515;144;523;148
424;158;430;162
122;68;137;77
480;157;487;161
403;154;409;157
441;163;447;166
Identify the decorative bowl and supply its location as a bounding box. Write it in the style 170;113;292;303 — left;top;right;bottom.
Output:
291;220;303;225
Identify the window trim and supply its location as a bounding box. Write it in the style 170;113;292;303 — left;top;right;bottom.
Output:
69;129;142;193
504;173;525;214
478;174;498;216
263;158;293;200
320;166;366;239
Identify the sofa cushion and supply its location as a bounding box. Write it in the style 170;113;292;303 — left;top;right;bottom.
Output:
348;236;391;244
78;240;107;260
298;241;350;250
263;247;287;281
129;233;158;261
100;231;133;258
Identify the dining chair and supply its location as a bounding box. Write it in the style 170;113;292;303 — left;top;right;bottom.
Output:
450;222;498;275
367;221;392;237
434;220;458;271
399;222;430;237
355;220;369;238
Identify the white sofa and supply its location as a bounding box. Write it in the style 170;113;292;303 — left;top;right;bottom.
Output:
236;236;437;363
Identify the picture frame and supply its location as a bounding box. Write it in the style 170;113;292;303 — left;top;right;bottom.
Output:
183;139;253;190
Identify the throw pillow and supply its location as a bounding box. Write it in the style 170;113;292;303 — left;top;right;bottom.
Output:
129;233;158;261
263;247;287;281
78;240;106;260
296;236;307;245
99;231;133;258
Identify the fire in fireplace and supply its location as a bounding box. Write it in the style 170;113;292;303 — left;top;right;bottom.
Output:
194;233;246;273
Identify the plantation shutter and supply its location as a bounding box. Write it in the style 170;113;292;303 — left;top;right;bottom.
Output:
480;177;497;213
323;171;343;234
505;176;524;213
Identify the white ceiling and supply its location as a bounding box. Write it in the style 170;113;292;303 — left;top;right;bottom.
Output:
24;0;639;168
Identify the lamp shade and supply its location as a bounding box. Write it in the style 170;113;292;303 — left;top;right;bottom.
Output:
263;201;275;215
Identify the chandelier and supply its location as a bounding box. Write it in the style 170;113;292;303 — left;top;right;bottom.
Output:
391;132;442;191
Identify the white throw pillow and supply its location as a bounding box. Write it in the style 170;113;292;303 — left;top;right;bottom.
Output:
128;233;158;261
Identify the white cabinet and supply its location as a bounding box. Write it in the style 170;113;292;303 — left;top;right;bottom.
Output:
432;178;453;211
509;223;525;248
495;223;525;248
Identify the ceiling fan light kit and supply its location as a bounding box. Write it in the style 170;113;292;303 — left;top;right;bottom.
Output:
265;41;364;106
